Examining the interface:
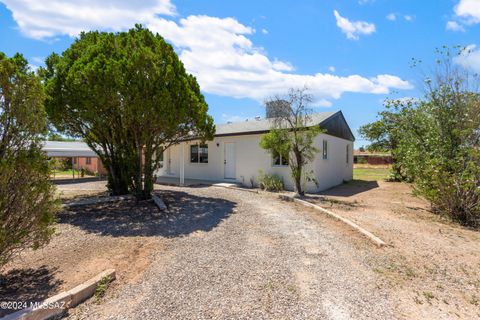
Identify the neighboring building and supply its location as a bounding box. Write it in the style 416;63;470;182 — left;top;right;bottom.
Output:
155;111;355;192
353;151;392;165
42;141;107;175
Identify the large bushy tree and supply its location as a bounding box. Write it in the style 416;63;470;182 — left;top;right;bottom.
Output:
43;25;214;199
358;98;417;181
360;48;480;227
260;88;322;196
0;52;58;268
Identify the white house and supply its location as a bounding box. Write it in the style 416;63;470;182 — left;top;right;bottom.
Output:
155;111;354;192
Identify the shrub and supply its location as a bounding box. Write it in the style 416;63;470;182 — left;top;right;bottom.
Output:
360;48;480;228
357;158;368;165
257;171;284;192
0;52;58;268
60;158;73;171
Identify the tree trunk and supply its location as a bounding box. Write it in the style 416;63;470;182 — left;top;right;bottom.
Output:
107;161;130;195
293;149;304;197
132;144;144;199
142;147;154;199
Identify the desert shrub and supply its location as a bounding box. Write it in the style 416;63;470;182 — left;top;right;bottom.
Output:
257;171;284;192
95;275;112;302
360;47;480;228
0;52;58;268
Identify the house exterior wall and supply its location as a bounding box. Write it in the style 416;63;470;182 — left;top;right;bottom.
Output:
156;133;353;193
57;156;107;175
313;134;353;190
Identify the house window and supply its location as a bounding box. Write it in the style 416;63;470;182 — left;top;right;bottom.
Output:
191;144;208;163
86;157;92;165
273;151;289;166
322;140;328;159
72;157;77;164
346;145;349;163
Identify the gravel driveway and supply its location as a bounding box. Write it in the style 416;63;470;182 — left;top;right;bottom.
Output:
67;185;394;319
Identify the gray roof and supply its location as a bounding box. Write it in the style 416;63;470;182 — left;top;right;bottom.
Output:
215;111;337;136
42;141;97;157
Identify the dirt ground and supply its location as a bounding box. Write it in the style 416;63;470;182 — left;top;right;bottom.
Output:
2;179;479;319
0;181;162;317
308;180;480;319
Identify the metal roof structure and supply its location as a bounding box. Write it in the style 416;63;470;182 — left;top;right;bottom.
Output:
42;141;97;157
215;111;355;141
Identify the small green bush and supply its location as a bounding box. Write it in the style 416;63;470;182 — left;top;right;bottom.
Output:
357;157;368;164
95;275;112;302
257;171;284;192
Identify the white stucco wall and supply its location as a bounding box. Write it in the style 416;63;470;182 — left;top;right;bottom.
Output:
155;133;353;193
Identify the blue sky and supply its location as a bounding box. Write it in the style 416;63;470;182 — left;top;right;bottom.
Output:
1;0;480;147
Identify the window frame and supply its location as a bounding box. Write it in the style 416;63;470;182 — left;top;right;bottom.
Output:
190;143;208;164
86;157;92;165
272;150;289;167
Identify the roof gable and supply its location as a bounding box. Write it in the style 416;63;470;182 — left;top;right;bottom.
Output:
318;111;355;141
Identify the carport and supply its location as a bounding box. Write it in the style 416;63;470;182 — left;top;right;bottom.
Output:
42;141;100;179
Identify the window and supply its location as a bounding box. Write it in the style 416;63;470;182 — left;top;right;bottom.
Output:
72;157;77;164
346;145;349;163
273;151;289;166
322;140;328;159
191;144;208;163
86;157;92;165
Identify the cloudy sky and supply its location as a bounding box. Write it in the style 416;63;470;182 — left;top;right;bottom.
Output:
1;0;479;146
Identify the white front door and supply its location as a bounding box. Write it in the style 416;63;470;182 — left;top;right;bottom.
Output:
224;142;236;179
166;148;174;175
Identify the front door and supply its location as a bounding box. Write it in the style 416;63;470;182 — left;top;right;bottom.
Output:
166;148;174;175
224;142;236;179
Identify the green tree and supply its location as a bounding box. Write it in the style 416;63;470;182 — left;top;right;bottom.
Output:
260;88;322;196
0;52;58;268
360;47;480;227
43;25;214;199
358;98;417;181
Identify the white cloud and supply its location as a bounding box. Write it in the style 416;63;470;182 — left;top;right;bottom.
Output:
328;66;336;72
386;13;396;21
148;15;411;102
272;59;294;72
404;15;414;21
448;0;480;31
454;44;480;73
221;113;245;123
454;0;480;24
333;10;376;40
0;0;175;38
30;56;45;65
446;20;465;32
261;28;268;35
1;1;412;104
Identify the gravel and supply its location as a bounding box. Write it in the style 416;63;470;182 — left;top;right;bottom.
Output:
67;185;395;320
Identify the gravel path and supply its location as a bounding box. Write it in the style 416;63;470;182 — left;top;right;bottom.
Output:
68;185;394;319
